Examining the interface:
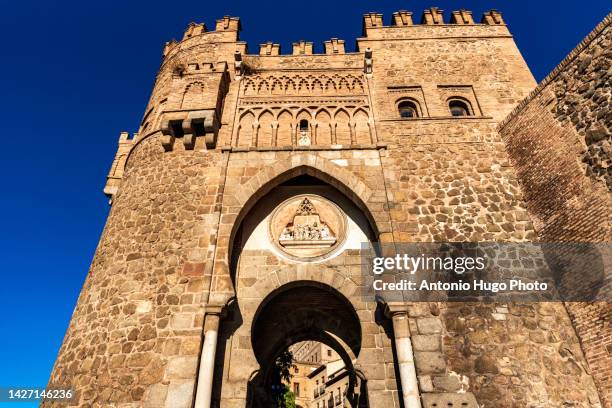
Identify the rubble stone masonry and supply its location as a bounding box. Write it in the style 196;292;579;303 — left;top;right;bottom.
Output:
46;8;609;408
499;13;612;407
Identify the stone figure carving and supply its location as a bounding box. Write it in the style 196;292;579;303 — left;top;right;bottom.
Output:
298;129;311;146
280;226;293;240
296;197;316;215
278;198;336;244
320;224;331;239
270;195;346;259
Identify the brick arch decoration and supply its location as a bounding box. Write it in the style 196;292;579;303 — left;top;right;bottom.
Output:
241;73;365;96
181;81;206;109
208;155;391;304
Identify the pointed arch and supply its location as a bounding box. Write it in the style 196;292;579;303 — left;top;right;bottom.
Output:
251;280;362;362
243;79;256;96
337;77;351;94
311;78;324;94
315;109;332;145
257;109;275;121
257;110;274;147
181;81;206;109
226;159;382;263
285;78;296;94
353;109;371;144
270;78;284;95
324;77;336;94
257;79;270;94
207;156;391;306
297;77;309;93
237;111;255;147
295;108;312;122
276;110;293;146
351;77;364;93
334;109;351;145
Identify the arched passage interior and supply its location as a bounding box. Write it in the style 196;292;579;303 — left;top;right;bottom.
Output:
249;281;367;408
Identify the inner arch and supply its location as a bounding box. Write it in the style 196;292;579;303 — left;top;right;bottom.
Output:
250;281;365;407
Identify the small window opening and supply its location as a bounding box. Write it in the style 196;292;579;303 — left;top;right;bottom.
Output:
398;100;419;118
170;120;184;137
299;119;309;131
192;121;206;137
449;99;472;117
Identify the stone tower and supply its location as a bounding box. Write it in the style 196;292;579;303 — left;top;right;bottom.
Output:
47;8;608;408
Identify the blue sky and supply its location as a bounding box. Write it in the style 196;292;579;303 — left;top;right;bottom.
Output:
0;0;609;404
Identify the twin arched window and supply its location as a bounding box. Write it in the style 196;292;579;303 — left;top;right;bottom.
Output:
396;97;475;118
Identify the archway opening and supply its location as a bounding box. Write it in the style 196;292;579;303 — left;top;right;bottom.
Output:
249;282;367;408
229;173;376;287
227;166;381;272
221;170;378;408
299;119;309;132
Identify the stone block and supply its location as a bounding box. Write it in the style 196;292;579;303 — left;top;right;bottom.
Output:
412;334;440;351
165;356;198;380
416;317;442;334
164;380;195;408
432;375;462;392
144;384;168;408
421;392;479;408
414;351;447;374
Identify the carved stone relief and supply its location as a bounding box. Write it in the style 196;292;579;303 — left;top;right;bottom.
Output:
269;195;346;260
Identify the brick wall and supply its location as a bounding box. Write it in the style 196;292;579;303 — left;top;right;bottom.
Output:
499;13;612;406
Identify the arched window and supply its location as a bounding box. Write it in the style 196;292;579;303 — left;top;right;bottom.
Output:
298;118;311;146
448;98;472;117
398;100;419;118
299;119;309;131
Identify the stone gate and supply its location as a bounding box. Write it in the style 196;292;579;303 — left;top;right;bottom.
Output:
46;8;610;408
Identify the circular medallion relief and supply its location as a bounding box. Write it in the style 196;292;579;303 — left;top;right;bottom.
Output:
269;194;347;261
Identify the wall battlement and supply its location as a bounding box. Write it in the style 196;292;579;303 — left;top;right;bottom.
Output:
106;7;535;203
162;9;508;61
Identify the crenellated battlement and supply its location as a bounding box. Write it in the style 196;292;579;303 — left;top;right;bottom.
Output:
482;9;504;25
421;7;444;25
451;9;475;25
161;16;244;61
292;40;314;55
183;22;207;40
216;15;241;32
360;8;503;33
358;8;509;43
324;38;345;54
364;7;504;31
392;11;413;26
259;41;280;56
363;12;384;31
162;8;508;62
